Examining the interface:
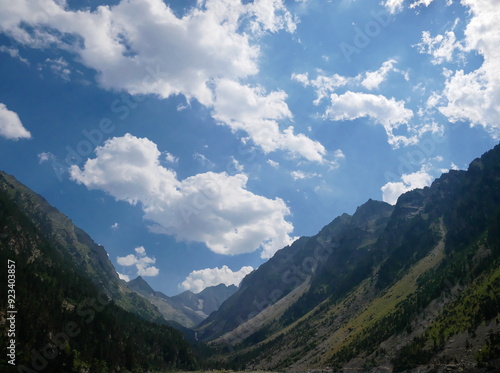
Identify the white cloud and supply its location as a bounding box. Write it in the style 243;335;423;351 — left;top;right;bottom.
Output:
111;222;119;230
410;0;435;9
38;152;54;163
117;254;138;266
164;152;178;164
0;45;28;64
45;57;72;81
230;157;245;172
116;246;159;277
213;79;326;162
361;59;399;90
437;0;500;139
384;0;435;13
292;71;348;105
180;265;254;293
324;91;414;147
384;0;405;14
292;62;431;147
0;0;259;104
247;0;298;34
290;170;320;180
0;103;31;140
135;246;146;255
426;92;442;109
0;0;313;161
381;167;434;205
117;272;130;282
267;159;280;168
70;134;296;258
415;29;461;65
294;59;406;100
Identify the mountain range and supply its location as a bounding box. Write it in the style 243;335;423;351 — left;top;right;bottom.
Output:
126;276;237;328
196;143;500;372
1;143;500;372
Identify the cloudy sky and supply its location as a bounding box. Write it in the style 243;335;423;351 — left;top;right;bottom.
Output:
0;0;497;295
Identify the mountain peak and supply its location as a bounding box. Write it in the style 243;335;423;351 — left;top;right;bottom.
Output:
351;198;394;228
127;276;155;296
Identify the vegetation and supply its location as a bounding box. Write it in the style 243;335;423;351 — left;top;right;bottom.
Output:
0;180;197;372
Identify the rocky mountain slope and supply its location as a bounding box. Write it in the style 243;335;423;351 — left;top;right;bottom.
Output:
199;144;500;372
127;276;237;327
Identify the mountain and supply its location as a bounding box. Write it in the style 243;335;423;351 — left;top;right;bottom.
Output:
0;172;197;372
127;276;238;328
0;171;169;324
197;144;500;372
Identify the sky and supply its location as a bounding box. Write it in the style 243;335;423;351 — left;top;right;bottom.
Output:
0;0;498;296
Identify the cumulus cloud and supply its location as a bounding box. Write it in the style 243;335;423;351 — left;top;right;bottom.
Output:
0;103;31;140
180;265;254;293
384;0;405;14
410;0;435;9
0;0;264;103
70;134;296;258
293;60;406;100
38;152;54;163
292;71;349;105
292;61;424;147
247;0;298;34
0;0;322;162
324;91;414;147
381;167;434;205
111;222;119;230
384;0;435;13
437;0;500;139
415;28;461;65
116;246;159;277
361;59;406;90
164;152;178;164
213;79;326;162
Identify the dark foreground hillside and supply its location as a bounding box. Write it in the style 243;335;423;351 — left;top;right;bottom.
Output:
0;172;197;372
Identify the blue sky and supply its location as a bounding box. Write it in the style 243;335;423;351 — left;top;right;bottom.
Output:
0;0;497;295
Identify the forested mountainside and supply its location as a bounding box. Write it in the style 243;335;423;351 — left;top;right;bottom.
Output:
198;144;500;372
0;172;197;372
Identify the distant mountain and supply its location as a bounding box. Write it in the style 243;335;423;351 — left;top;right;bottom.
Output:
0;172;197;372
197;144;500;372
127;276;237;328
127;275;156;295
